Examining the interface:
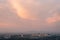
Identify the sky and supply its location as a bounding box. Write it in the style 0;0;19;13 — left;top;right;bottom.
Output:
0;0;60;33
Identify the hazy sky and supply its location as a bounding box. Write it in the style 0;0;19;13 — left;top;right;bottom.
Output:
0;0;60;33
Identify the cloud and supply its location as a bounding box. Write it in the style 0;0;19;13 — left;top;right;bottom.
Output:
8;0;60;20
0;0;59;33
0;22;18;27
8;0;39;20
46;13;60;24
0;23;9;26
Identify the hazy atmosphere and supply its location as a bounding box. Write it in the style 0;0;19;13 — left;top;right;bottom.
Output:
0;0;60;33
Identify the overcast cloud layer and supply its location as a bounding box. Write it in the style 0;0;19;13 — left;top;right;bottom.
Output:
0;0;60;33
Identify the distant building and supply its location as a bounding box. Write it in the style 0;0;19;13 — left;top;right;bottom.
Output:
31;33;50;37
20;33;24;37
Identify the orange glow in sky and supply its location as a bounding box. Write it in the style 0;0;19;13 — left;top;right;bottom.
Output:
8;0;29;19
8;0;37;20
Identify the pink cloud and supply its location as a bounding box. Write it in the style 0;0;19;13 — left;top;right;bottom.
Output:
46;13;60;24
0;22;17;27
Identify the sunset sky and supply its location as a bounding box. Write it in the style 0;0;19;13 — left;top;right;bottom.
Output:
0;0;60;33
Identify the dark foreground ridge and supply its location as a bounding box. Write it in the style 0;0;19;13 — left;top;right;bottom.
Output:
0;33;60;40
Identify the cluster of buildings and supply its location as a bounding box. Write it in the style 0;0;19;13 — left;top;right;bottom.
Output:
21;33;51;38
0;33;51;39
